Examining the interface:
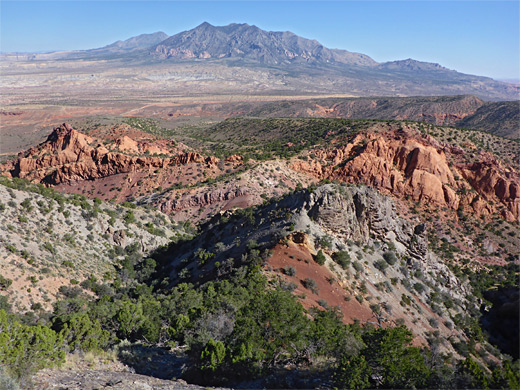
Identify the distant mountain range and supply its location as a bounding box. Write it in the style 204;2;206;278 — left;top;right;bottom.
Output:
152;22;376;66
2;22;518;100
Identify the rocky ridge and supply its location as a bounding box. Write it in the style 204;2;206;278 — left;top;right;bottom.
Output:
164;184;470;347
290;126;520;221
457;100;520;138
0;123;224;186
152;22;376;66
1;120;518;224
0;123;312;221
4;24;518;101
1;120;517;268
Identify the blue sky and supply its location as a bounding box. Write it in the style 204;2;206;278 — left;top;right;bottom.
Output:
1;1;519;80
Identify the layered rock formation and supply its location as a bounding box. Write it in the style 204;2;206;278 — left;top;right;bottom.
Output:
1;122;518;223
291;128;520;221
156;187;253;215
0;123;221;185
164;184;469;342
300;185;466;296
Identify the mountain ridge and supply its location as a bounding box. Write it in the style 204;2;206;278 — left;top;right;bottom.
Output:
1;22;518;100
97;31;169;52
152;22;377;66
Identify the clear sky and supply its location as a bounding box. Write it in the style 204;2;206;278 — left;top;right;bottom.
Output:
1;1;519;80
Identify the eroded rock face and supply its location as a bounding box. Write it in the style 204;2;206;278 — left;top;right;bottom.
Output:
291;129;520;221
0;123;219;186
298;185;467;300
114;135;139;153
459;160;520;221
157;187;253;214
304;185;427;260
165;183;469;340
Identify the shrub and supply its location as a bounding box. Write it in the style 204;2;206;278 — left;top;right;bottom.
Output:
0;366;19;390
383;251;397;265
5;244;17;254
246;239;258;250
200;338;226;372
124;211;135;224
343;326;431;389
314;250;326;265
58;286;83;299
374;259;388;274
302;278;319;295
280;281;298;292
332;251;351;269
54;313;110;353
195;249;215;266
317;299;329;309
370;303;382;316
353;261;363;273
0;275;13;290
282;266;296;277
20;199;32;212
334;355;371;389
320;235;333;249
0;310;65;382
401;295;412;306
42;243;55;255
428;317;439;328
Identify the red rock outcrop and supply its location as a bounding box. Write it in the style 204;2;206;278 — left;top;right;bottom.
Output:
225;155;243;163
459;161;520;221
114;136;139;154
291;129;519;221
0;123;222;185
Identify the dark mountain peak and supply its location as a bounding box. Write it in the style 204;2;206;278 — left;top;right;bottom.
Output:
152;22;377;66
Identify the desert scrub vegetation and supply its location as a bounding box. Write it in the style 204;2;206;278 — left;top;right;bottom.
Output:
1;224;518;389
282;266;296;276
314;249;326;265
0;179;517;388
302;277;319;294
123;117;175;138
0;309;65;384
187;117;374;159
332;250;351;269
0;177;185;311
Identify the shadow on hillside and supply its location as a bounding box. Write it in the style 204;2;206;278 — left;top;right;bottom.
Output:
117;343;330;388
117;343;188;380
481;286;519;359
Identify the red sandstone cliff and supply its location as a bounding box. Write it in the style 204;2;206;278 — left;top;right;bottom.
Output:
291;129;519;221
0;123;219;185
